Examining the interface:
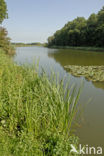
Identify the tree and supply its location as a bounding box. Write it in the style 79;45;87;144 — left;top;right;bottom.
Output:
0;1;15;55
97;6;104;25
85;14;98;46
0;0;8;24
0;27;15;55
47;6;104;47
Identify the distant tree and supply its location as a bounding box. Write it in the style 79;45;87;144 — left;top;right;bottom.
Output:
47;6;104;48
95;7;104;47
86;14;98;46
97;6;104;25
87;14;97;26
48;36;55;46
0;0;8;24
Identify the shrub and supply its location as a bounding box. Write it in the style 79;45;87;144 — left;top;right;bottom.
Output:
0;27;15;55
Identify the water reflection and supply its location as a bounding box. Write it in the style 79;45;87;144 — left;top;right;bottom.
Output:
92;82;104;90
48;49;104;66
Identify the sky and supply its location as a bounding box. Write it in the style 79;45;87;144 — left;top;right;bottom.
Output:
2;0;104;43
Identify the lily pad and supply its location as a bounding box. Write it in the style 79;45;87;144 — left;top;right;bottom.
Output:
64;65;104;82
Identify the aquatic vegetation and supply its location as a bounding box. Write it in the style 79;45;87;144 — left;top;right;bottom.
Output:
64;65;104;82
0;50;80;155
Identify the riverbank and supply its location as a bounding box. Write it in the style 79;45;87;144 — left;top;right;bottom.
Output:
47;45;104;52
12;43;46;47
0;49;79;155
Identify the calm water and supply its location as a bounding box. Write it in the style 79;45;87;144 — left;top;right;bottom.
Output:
14;47;104;149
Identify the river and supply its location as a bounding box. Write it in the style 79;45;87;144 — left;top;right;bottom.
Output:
14;46;104;149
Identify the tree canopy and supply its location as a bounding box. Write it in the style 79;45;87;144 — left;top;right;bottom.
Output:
48;6;104;47
0;0;8;24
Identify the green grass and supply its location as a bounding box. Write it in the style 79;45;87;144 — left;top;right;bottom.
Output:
0;49;80;156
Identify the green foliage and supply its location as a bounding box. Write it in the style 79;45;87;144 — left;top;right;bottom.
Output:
0;27;15;55
0;50;80;155
48;6;104;48
0;1;15;55
12;42;44;47
0;0;8;24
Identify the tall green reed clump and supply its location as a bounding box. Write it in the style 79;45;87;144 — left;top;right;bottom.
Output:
0;50;80;156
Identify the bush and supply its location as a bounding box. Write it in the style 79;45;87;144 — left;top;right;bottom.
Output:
0;27;15;55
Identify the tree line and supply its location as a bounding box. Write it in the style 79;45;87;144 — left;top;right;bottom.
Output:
0;0;15;55
48;6;104;47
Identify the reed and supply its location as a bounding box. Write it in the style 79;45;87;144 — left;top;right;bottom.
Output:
0;49;80;155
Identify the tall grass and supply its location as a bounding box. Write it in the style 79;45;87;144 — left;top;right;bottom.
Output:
0;50;80;155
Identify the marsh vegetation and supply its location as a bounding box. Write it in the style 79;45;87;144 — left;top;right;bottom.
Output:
0;49;80;155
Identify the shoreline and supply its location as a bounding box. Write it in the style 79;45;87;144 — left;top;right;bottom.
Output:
47;45;104;52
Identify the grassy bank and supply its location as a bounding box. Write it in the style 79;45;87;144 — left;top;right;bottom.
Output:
47;45;104;52
0;49;80;155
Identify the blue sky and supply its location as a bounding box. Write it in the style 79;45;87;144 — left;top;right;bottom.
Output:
2;0;104;43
